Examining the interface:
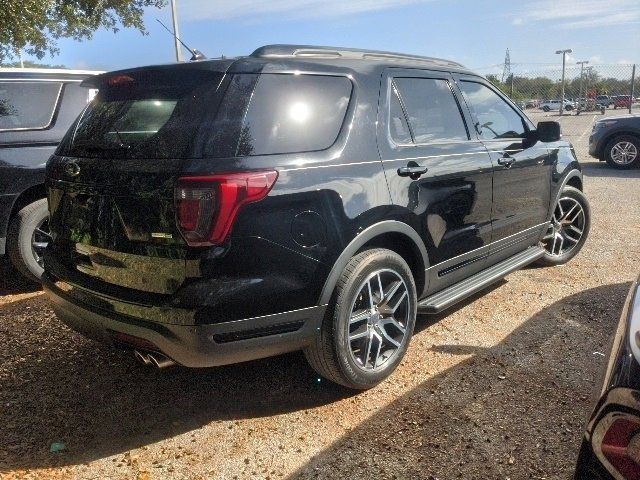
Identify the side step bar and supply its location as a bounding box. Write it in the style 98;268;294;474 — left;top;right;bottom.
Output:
418;246;545;314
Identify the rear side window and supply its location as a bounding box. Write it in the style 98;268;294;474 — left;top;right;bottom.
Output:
458;81;526;140
238;74;352;156
392;77;468;144
389;86;412;144
0;81;62;131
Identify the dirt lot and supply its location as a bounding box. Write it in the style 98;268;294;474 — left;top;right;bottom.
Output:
1;123;639;479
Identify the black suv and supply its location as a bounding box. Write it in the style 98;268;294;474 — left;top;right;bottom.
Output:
43;45;591;389
0;68;100;281
589;114;640;169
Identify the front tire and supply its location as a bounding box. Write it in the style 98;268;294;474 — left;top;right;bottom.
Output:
7;198;50;282
536;186;590;266
304;248;417;389
604;135;640;169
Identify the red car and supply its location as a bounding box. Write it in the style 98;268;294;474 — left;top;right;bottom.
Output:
614;95;633;109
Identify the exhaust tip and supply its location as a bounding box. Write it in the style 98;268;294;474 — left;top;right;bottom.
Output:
134;350;176;369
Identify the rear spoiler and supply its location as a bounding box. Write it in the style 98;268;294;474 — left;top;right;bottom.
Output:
80;59;236;89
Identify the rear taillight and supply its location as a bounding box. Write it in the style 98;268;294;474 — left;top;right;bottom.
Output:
594;413;640;480
175;171;278;247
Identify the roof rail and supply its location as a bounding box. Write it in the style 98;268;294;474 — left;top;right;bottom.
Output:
250;45;465;68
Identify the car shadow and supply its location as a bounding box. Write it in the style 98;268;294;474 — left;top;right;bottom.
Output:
581;161;640;179
289;282;629;479
0;281;626;474
0;258;41;296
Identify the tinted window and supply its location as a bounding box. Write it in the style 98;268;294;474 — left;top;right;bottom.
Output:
60;72;351;159
60;69;225;159
459;81;526;140
393;78;468;143
0;81;62;130
240;74;352;155
389;86;412;144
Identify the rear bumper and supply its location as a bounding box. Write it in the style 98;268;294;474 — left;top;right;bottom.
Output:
43;273;326;368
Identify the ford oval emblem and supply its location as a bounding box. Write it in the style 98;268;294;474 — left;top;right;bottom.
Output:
64;162;80;177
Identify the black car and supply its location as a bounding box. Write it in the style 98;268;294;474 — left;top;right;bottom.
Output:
589;115;640;169
0;68;100;280
42;45;591;389
575;276;640;479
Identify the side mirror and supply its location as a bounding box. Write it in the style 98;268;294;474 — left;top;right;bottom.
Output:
536;121;561;142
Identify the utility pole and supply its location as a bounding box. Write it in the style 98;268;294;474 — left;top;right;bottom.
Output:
577;60;589;112
171;0;184;62
631;64;636;115
556;48;572;115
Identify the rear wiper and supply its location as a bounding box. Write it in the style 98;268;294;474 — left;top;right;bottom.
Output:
73;142;131;152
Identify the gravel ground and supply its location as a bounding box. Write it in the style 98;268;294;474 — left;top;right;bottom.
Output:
1;127;639;480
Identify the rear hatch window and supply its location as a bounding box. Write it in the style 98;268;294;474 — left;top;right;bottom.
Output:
58;71;352;159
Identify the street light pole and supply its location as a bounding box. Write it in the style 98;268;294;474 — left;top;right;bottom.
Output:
556;48;573;116
171;0;183;62
577;60;589;112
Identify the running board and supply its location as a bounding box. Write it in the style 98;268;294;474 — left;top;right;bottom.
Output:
418;246;545;314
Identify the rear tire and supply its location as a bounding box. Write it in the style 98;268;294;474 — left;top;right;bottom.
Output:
304;248;417;389
7;198;49;282
536;186;590;267
604;135;640;169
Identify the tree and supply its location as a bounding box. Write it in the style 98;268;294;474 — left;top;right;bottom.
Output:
0;0;166;62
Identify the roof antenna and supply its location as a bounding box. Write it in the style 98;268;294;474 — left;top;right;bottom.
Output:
156;18;206;61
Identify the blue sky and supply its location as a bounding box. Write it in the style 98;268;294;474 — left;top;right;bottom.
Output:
23;0;640;72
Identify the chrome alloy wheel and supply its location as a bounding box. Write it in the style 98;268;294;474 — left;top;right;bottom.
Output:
31;217;51;268
610;141;638;165
347;269;410;371
542;197;586;257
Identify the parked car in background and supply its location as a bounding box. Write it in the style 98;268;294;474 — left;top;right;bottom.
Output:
539;99;575;112
0;68;100;281
589;115;640;169
574;275;640;479
596;95;614;108
43;45;590;389
614;95;633;110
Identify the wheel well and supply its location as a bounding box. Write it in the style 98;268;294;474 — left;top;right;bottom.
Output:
565;176;582;191
9;184;47;222
357;232;426;295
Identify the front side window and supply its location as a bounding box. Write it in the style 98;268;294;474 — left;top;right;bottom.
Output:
392;77;468;144
0;81;62;131
459;81;526;140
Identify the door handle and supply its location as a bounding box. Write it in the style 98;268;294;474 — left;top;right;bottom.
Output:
497;157;515;168
397;165;428;178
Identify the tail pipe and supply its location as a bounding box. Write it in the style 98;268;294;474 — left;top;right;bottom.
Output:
134;350;176;369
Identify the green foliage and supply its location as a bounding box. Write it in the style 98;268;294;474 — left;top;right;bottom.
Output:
0;0;167;62
486;68;636;101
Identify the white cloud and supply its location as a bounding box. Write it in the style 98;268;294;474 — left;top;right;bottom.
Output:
513;0;640;29
512;17;524;25
177;0;436;21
